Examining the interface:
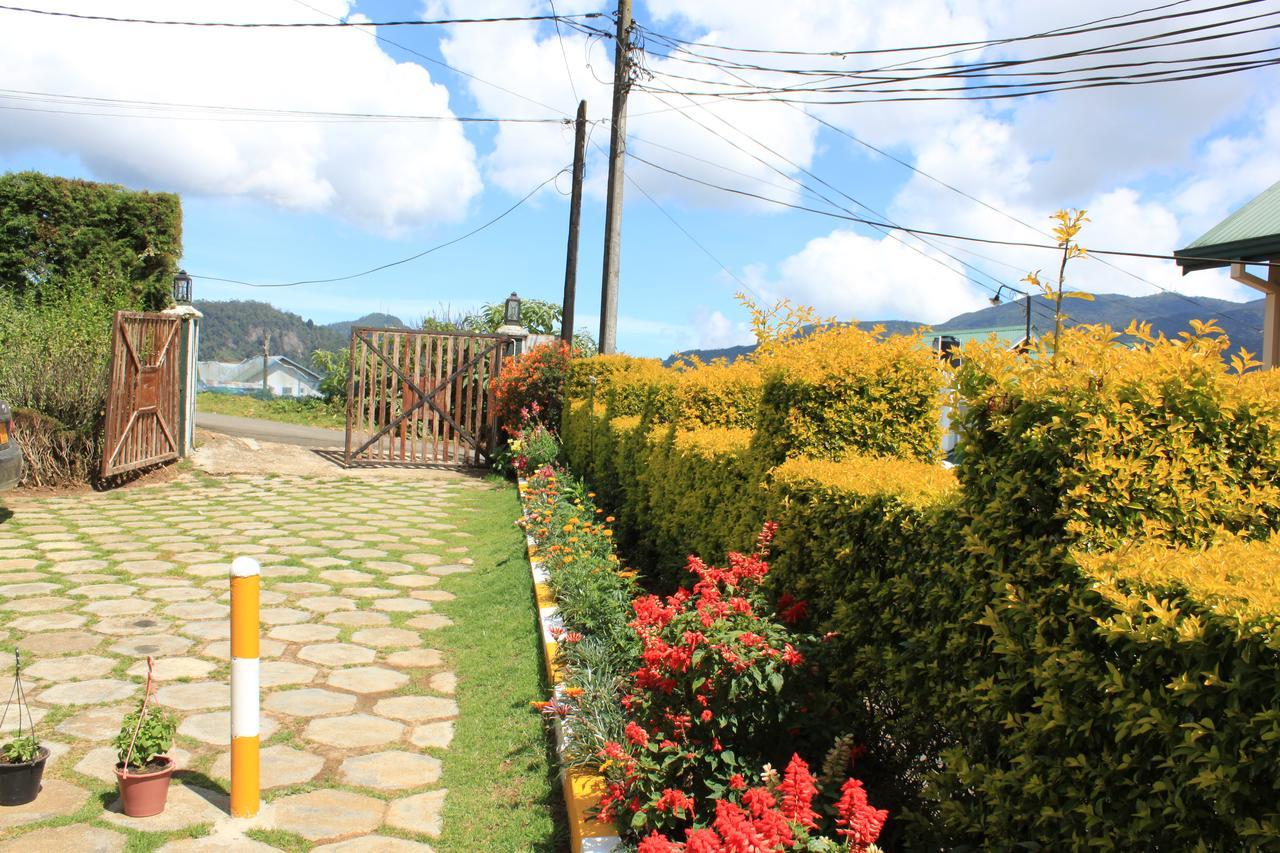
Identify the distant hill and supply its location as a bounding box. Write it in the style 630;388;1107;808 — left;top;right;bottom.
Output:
667;293;1265;364
195;300;406;363
324;312;411;340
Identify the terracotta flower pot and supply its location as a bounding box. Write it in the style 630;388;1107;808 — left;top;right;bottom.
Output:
115;756;174;817
0;746;48;806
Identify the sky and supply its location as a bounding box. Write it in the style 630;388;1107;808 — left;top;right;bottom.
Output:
1;0;1278;357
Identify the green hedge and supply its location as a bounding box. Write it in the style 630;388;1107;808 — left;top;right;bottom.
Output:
0;171;182;310
559;324;1280;849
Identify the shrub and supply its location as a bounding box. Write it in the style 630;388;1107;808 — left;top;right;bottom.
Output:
953;322;1280;549
635;426;765;590
491;341;572;435
0;288;116;485
754;325;941;464
765;456;963;844
0;171;182;310
566;355;763;429
508;407;560;474
597;525;890;848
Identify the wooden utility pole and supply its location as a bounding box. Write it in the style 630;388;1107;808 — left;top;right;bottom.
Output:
561;99;587;345
598;0;632;354
261;331;271;395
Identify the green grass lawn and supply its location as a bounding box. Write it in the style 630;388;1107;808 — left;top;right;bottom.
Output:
195;392;346;429
435;476;565;852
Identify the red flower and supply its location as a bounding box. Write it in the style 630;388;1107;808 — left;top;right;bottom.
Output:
625;721;650;748
656;788;696;817
834;778;888;851
713;799;783;853
638;830;682;853
728;774;747;791
685;828;725;853
777;754;819;830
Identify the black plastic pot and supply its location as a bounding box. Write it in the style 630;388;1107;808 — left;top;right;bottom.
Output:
0;746;48;806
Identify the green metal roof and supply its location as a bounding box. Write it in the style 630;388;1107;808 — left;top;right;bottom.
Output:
1176;179;1280;273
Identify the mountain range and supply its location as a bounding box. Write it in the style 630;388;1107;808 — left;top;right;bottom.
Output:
667;292;1265;364
195;300;406;363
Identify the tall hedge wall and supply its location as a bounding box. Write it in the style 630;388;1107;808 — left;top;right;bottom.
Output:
559;324;1280;849
0;171;182;310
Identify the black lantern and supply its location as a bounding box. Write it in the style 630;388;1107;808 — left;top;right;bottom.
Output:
173;269;193;305
503;292;522;325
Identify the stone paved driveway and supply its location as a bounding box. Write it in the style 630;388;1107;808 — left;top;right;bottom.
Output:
0;471;485;851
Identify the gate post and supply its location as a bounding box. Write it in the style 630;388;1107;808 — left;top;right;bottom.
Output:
163;304;203;457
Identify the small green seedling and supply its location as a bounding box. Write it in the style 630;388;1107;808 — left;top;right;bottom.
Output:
1;735;40;764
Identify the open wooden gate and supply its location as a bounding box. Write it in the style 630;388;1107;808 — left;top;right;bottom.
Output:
344;328;510;467
101;312;182;477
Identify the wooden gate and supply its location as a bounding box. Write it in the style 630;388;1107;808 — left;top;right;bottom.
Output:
101;312;182;477
344;328;510;467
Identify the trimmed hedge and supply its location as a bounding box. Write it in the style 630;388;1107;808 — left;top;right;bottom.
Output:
755;325;941;464
560;323;1280;849
931;326;1280;847
0;171;182;310
564;354;762;429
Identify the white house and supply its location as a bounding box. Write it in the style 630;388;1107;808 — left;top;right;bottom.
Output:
197;356;324;398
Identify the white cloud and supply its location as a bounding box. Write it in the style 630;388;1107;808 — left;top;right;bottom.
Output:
0;0;483;234
744;229;989;323
691;307;753;350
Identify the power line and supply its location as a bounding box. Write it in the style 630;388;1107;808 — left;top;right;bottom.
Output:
636;0;1226;58
634;86;1064;326
0;88;573;124
548;0;581;104
192;169;566;289
0;3;606;28
669;55;1269;334
289;0;571;119
621;151;1280;270
634;7;1280;91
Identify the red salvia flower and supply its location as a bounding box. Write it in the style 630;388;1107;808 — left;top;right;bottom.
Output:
834;778;888;851
777;754;819;830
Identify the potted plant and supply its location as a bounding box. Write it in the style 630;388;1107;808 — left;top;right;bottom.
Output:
0;651;46;807
113;658;178;817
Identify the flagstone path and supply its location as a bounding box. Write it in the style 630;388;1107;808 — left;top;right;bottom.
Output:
0;470;489;851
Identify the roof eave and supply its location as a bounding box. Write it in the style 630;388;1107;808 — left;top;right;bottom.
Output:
1175;234;1280;274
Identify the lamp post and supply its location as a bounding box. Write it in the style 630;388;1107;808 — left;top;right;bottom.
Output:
172;269;193;305
496;292;529;356
989;284;1032;349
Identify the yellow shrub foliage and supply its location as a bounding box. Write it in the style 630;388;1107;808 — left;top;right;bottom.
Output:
956;323;1280;548
565;354;762;428
774;455;958;508
756;324;942;463
1077;534;1280;623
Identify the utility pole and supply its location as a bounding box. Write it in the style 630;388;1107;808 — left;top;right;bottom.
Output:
261;331;271;396
561;99;587;346
598;0;632;354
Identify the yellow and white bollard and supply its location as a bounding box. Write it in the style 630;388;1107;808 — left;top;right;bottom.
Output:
229;555;260;818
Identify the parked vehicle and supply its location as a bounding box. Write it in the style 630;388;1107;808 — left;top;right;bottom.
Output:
0;402;22;490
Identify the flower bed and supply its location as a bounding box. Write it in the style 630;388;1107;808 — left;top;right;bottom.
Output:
518;462;891;852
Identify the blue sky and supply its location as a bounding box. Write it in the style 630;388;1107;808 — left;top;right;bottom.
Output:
1;1;1277;356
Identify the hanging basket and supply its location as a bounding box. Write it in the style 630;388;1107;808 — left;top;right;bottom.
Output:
0;650;45;807
0;746;48;807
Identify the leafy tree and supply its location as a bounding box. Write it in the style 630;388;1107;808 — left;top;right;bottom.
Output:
310;348;350;402
464;298;563;336
0;171;181;310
